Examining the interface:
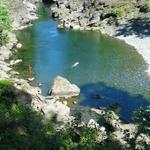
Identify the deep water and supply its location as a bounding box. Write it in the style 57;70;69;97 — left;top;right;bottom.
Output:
15;5;150;121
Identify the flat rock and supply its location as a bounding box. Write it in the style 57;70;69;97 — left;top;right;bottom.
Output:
50;76;80;98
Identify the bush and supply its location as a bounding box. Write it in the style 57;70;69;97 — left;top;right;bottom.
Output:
0;81;55;149
78;127;101;150
0;0;11;45
0;80;13;90
112;4;132;18
133;106;150;135
0;0;11;31
113;6;126;17
143;3;150;12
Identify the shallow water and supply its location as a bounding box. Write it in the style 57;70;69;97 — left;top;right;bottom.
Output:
15;5;150;121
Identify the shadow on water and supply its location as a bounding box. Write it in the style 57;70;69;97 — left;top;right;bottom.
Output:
79;82;150;122
115;17;150;38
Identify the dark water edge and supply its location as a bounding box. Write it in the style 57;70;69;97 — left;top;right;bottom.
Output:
14;4;150;122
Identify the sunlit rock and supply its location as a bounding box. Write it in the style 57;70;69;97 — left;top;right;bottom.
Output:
50;76;80;98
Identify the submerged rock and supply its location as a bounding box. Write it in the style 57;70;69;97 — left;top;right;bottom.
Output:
50;76;80;98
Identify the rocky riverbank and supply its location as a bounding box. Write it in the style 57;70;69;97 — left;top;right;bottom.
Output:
0;0;150;149
0;0;72;124
51;0;150;73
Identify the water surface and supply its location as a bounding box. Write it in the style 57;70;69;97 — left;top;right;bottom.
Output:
15;5;150;121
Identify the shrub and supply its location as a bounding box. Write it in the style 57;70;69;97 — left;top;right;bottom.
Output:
0;0;11;45
143;3;150;12
78;127;101;150
0;83;55;150
133;105;150;135
112;4;132;18
113;6;126;17
0;0;11;31
0;80;13;90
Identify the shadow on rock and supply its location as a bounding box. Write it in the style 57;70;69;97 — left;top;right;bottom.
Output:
115;17;150;38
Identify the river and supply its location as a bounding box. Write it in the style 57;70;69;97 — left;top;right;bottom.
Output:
14;4;150;121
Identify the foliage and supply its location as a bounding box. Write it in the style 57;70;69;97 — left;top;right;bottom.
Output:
133;105;150;135
51;128;75;150
0;32;9;45
78;127;101;150
143;3;150;12
112;4;131;18
0;0;11;45
0;0;11;31
2;79;147;150
0;80;13;90
0;80;99;150
113;6;126;17
0;80;55;150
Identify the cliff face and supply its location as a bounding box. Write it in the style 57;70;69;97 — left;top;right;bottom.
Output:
51;0;150;32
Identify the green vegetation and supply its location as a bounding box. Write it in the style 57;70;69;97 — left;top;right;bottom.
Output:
113;6;126;17
0;80;55;149
0;0;11;46
0;79;149;149
143;3;150;12
133;106;150;135
0;80;123;150
0;80;13;90
112;5;131;18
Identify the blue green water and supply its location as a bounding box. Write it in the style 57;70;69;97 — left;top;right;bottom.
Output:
15;5;150;121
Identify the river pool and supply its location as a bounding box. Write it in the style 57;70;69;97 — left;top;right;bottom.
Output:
14;5;150;121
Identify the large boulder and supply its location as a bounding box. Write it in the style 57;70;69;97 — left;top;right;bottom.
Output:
50;76;80;98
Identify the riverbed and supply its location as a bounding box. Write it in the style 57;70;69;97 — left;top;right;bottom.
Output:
14;5;150;121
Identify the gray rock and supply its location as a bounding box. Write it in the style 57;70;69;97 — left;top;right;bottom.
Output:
135;134;150;150
91;108;138;146
10;0;38;29
50;76;80;98
10;59;23;66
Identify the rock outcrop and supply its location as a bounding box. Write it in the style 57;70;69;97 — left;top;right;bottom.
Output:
50;76;80;98
51;0;150;33
91;107;150;149
135;134;150;150
0;33;17;80
10;0;42;30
